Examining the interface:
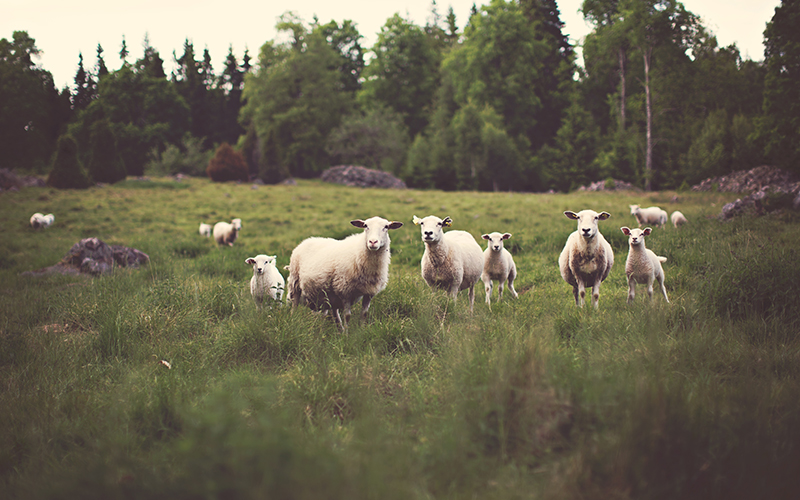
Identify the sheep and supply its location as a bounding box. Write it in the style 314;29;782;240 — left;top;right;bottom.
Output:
413;215;484;312
558;210;614;309
480;232;519;305
620;227;669;303
30;213;54;229
629;205;667;227
199;223;212;237
671;210;688;228
287;216;403;328
245;254;285;307
213;218;242;246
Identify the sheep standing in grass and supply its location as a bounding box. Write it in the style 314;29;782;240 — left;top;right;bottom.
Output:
671;211;688;228
559;210;614;309
630;205;667;227
620;227;669;303
213;218;242;246
413;215;484;312
287;216;403;328
199;223;212;237
481;232;518;305
30;213;54;229
245;254;285;307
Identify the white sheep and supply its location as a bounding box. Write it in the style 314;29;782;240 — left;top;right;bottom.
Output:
558;210;614;309
670;210;688;228
413;215;484;312
620;227;669;303
199;223;212;237
287;216;403;328
30;213;54;229
213;218;242;246
481;232;519;305
245;254;285;307
629;205;667;227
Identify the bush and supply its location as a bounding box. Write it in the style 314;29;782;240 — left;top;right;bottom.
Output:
47;134;92;189
146;135;212;177
86;119;127;184
206;142;249;182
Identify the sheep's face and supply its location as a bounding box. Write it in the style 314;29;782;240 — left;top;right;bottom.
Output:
413;215;452;244
629;205;640;215
232;218;242;231
565;210;610;240
351;217;403;251
482;232;511;252
621;226;651;246
246;254;276;275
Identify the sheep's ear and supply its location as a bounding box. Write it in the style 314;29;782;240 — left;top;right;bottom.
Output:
564;211;579;220
351;220;367;228
621;227;631;236
245;258;256;265
502;233;511;240
598;212;611;220
412;215;422;225
482;234;490;240
388;221;403;230
643;228;652;236
442;216;453;227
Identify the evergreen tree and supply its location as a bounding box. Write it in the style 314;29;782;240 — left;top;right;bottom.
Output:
96;44;109;79
86;119;126;184
119;35;129;64
72;53;96;109
47;134;91;188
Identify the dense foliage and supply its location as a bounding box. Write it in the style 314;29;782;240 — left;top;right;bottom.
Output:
206;142;249;182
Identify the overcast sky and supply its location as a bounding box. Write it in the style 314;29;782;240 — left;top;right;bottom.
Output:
3;0;781;90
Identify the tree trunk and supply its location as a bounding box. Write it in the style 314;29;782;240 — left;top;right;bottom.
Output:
643;47;653;191
619;46;626;132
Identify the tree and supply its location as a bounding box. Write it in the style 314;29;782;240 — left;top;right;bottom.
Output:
206;142;248;182
317;19;365;93
86;118;126;184
325;106;409;174
96;44;109;80
47;134;91;188
72;52;95;110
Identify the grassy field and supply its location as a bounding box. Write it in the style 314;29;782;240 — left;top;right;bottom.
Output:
2;177;799;499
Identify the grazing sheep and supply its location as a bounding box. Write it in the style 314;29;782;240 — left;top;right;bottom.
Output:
287;216;403;328
245;254;285;307
199;223;212;237
30;213;54;229
670;211;688;228
481;232;519;305
620;227;669;303
629;205;667;227
213;218;242;246
413;215;484;312
559;210;614;309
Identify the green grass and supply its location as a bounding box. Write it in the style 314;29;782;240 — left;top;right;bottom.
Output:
2;177;799;499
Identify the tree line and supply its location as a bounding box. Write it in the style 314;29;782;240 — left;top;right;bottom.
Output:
1;0;797;191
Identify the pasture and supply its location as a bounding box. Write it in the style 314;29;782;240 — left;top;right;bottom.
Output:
2;177;799;499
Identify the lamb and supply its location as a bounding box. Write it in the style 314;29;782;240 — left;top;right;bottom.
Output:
30;213;54;229
413;215;484;312
558;210;614;309
199;223;212;237
620;227;669;303
245;254;285;307
213;218;242;246
287;216;403;328
670;211;688;228
629;205;667;227
480;232;519;305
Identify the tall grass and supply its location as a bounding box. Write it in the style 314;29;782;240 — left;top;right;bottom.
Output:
1;178;799;499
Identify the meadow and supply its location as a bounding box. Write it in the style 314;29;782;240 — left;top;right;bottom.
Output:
1;177;799;499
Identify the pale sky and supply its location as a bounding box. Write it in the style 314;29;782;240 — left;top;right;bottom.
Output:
2;0;780;90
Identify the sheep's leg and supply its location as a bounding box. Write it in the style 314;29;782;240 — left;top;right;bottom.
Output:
577;279;586;308
507;273;518;299
572;285;580;307
468;284;475;313
657;275;669;303
361;295;373;320
333;309;346;331
449;284;460;301
627;275;636;303
646;277;654;300
498;279;505;300
342;302;352;327
591;281;601;310
483;276;493;305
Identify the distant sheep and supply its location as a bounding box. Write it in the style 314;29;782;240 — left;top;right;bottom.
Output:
30;213;54;229
413;215;484;312
629;205;667;227
287;216;403;328
620;227;669;303
245;254;285;307
481;232;518;305
199;223;212;237
670;211;688;228
558;210;614;309
213;218;242;246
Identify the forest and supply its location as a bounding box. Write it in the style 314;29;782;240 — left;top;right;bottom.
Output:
1;0;798;192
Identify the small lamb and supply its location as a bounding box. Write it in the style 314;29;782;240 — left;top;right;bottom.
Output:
199;223;212;237
213;218;242;246
245;254;285;307
30;213;54;229
481;232;518;305
559;210;614;309
670;211;688;228
413;215;484;312
630;205;667;227
620;227;669;303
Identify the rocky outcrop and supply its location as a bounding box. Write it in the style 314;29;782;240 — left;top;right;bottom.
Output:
0;168;46;192
320;165;407;189
22;238;149;277
576;179;641;192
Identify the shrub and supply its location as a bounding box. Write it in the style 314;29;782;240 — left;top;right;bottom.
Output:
86;119;127;184
146;134;212;177
47;134;92;189
206;142;248;182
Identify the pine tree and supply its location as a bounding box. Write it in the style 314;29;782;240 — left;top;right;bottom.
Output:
72;53;96;109
86;119;126;184
47;134;92;189
96;44;109;79
119;35;129;64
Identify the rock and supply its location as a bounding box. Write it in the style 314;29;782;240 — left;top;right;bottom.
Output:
576;179;641;192
320;165;407;189
0;168;46;191
692;165;800;195
21;237;149;277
